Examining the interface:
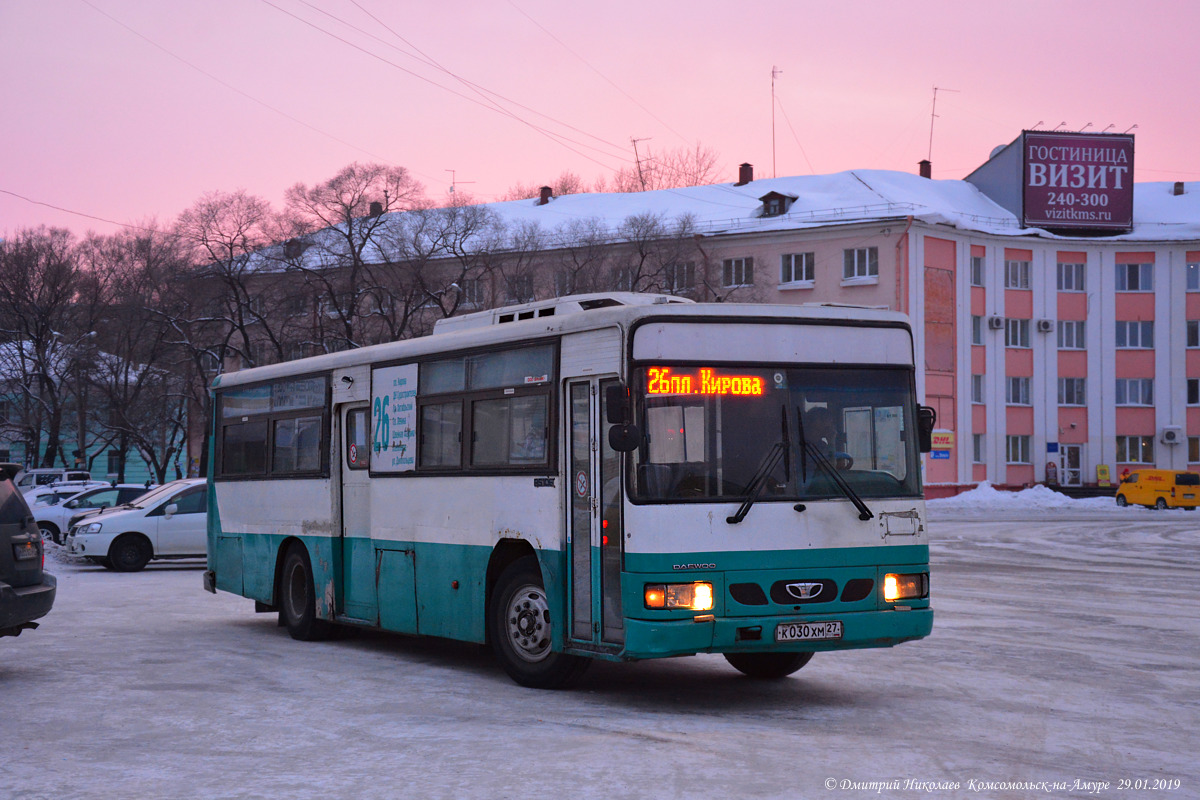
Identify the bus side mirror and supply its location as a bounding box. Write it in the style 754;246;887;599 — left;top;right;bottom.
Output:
604;384;632;425
604;384;641;452
917;406;937;453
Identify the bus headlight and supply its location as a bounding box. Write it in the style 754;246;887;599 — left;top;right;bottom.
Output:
883;573;928;602
644;582;714;611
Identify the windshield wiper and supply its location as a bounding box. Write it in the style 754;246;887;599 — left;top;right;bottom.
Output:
727;408;790;525
803;442;873;520
797;408;873;521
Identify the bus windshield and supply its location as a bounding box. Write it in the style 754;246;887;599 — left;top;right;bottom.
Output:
630;364;921;503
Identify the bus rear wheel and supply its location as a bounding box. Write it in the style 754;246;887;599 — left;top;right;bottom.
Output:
279;543;333;642
489;557;589;689
724;651;814;679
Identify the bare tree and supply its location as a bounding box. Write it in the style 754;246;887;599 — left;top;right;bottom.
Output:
282;163;428;351
594;143;723;193
0;227;92;468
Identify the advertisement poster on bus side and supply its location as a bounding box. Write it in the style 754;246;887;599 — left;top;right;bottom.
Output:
371;364;418;472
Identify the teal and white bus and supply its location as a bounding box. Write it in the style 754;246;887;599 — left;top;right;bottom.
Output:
204;293;936;688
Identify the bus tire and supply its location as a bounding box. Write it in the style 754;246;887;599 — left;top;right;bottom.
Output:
723;651;814;679
109;534;152;572
280;543;332;642
1155;498;1168;510
489;557;589;689
1115;495;1128;507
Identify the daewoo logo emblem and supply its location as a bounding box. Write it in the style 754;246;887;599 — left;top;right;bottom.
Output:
785;582;823;600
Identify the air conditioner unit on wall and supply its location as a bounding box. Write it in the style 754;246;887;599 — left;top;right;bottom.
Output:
1161;426;1182;445
1036;319;1054;333
987;316;1005;330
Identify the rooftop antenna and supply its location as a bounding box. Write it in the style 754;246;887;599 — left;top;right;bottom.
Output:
771;66;783;178
927;86;959;162
1079;122;1093;132
1123;124;1138;134
1030;120;1044;130
1052;121;1068;131
1101;123;1115;133
445;169;474;194
631;137;651;191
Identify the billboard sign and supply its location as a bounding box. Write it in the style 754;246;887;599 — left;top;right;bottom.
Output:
1022;131;1134;232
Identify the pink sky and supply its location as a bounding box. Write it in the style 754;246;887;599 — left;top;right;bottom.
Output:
3;0;1198;237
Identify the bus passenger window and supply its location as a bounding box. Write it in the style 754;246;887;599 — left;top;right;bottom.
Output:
346;408;369;470
273;416;322;473
420;402;462;467
222;420;268;476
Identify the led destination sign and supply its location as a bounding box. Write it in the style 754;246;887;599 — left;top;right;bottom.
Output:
646;367;765;396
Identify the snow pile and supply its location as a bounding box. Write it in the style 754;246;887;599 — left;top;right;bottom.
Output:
927;481;1119;514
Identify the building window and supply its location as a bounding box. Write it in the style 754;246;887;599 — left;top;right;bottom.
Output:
781;253;814;284
1005;318;1030;348
1057;262;1085;292
1006;376;1031;406
1115;320;1154;349
1058;377;1086;406
1188;321;1199;348
1115;378;1154;406
1189;378;1200;406
460;278;485;307
1057;320;1086;350
1190;436;1200;463
106;451;122;476
1116;435;1154;464
970;256;985;287
1006;435;1031;464
505;275;534;303
972;434;985;464
1004;260;1031;289
666;262;696;293
1116;263;1153;291
722;257;754;288
971;316;984;345
842;247;878;281
971;374;984;404
1188;262;1200;292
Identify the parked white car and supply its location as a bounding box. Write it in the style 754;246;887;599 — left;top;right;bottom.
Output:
65;479;208;572
24;481;110;509
34;484;156;545
13;468;93;491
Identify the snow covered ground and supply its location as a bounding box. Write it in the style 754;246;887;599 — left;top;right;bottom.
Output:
4;489;1196;799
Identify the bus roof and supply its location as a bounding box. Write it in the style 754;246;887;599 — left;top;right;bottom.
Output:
211;294;913;391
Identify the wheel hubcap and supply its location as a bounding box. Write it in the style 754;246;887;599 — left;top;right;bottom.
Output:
286;563;307;620
506;586;551;663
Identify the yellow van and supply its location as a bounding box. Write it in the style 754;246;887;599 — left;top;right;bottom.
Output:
1115;469;1200;509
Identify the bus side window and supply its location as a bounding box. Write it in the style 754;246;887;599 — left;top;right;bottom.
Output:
346;408;369;470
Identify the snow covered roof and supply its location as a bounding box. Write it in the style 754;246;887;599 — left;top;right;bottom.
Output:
252;169;1200;274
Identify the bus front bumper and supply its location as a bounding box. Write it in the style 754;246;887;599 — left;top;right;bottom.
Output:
619;607;933;660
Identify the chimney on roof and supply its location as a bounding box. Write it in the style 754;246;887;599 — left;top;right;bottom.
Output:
538;186;553;205
919;159;932;179
736;163;754;186
369;201;384;217
1174;181;1186;196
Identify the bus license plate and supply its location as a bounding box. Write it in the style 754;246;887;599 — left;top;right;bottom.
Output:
775;620;843;642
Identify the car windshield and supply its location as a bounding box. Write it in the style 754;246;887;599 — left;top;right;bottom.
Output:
128;482;187;509
630;364;921;503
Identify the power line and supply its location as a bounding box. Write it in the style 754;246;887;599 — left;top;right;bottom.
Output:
0;188;160;233
506;0;692;146
259;0;629;173
77;0;398;168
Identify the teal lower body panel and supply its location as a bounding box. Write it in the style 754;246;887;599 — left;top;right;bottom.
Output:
622;607;933;659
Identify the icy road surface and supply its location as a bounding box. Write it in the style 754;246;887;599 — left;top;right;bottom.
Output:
5;502;1197;799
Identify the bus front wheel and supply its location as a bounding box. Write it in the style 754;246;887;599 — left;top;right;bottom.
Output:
724;651;814;679
489;557;589;689
280;543;332;642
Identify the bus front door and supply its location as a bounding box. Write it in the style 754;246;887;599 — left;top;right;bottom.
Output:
339;403;378;623
566;378;624;649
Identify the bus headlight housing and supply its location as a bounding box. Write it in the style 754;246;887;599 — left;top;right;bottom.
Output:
883;573;928;602
644;582;714;611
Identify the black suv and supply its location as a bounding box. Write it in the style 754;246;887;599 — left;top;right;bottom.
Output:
1;464;56;638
